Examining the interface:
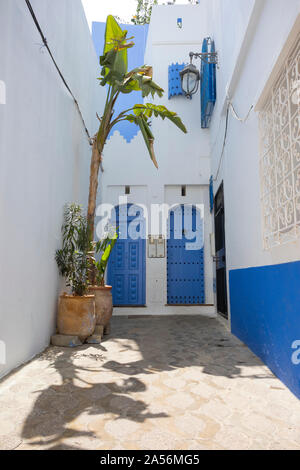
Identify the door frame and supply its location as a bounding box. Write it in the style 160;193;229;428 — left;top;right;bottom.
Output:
214;182;228;319
107;204;146;307
166;204;205;306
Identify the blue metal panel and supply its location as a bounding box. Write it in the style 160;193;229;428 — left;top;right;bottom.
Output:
201;38;216;128
209;175;214;213
167;206;205;304
230;261;300;400
168;63;186;99
107;205;146;306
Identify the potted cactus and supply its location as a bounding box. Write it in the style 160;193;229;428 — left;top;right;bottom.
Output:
55;204;96;342
89;229;118;335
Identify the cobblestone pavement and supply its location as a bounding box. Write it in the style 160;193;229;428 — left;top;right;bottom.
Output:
0;315;299;450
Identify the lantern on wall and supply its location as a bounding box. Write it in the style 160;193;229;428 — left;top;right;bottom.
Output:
180;39;218;99
179;63;200;99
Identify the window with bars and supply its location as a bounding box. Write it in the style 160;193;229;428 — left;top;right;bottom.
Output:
259;35;300;250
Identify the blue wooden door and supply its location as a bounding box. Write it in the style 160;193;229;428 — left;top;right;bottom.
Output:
167;205;205;305
107;205;146;306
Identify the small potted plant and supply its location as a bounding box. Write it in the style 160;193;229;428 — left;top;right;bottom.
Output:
55;204;96;342
89;228;118;335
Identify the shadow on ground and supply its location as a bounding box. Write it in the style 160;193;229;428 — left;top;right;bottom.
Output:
20;315;272;449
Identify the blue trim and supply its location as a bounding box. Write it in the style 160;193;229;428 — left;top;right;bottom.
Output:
201;38;216;128
168;63;186;99
209;176;214;213
230;261;300;399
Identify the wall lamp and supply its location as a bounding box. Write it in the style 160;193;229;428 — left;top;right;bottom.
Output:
180;42;218;99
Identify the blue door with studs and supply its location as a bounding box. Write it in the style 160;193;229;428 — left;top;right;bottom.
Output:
167;205;205;305
107;204;146;306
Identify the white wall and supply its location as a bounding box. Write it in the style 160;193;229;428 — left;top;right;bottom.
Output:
207;0;300;321
98;4;215;311
0;0;104;377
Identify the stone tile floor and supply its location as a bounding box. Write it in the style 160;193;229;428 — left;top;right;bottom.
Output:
0;315;299;450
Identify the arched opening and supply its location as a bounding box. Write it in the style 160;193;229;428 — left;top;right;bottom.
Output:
167;204;205;305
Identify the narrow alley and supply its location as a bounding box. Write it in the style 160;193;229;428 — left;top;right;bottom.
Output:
1;316;299;450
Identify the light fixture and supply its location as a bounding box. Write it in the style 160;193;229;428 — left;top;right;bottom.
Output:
180;63;200;99
180;41;218;99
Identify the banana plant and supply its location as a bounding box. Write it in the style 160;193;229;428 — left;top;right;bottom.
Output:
93;232;118;286
87;15;187;241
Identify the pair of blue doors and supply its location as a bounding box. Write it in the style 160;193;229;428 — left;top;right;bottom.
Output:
107;205;146;306
167;205;205;305
107;204;204;306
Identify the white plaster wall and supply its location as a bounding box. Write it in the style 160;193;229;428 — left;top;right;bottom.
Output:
207;0;300;321
0;0;104;377
98;4;215;312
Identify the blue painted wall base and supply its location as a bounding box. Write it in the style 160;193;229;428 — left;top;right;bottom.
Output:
230;261;300;400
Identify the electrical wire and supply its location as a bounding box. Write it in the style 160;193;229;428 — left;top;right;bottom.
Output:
24;0;93;145
213;103;229;182
212;100;254;181
229;101;254;122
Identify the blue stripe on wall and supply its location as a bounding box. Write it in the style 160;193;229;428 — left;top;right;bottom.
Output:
229;261;300;399
92;22;149;143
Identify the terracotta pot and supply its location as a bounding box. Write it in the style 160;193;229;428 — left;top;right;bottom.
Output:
57;294;96;342
88;286;113;333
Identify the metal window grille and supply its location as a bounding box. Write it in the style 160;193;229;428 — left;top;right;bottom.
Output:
259;35;300;249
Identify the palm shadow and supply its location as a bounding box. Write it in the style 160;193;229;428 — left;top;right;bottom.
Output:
103;315;274;380
21;315;273;449
21;343;167;449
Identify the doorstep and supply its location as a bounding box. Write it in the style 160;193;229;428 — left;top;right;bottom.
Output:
113;305;217;317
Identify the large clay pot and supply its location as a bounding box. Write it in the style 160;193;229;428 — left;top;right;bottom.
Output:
88;286;113;334
57;294;96;342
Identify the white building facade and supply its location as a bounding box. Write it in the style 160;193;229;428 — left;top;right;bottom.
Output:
93;7;215;316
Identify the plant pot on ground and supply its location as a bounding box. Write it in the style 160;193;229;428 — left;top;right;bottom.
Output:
55;204;96;342
89;230;118;335
88;286;113;335
57;294;96;342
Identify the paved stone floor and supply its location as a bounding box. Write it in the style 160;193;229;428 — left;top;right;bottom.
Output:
0;315;300;450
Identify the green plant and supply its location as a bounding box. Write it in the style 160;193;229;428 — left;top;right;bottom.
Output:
131;0;158;25
87;15;187;242
55;204;91;296
93;230;118;286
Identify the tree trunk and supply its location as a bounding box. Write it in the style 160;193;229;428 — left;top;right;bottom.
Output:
87;136;103;286
87;136;103;240
87;101;113;285
87;100;112;239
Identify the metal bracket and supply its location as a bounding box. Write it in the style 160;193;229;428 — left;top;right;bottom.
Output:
189;51;219;67
148;235;166;259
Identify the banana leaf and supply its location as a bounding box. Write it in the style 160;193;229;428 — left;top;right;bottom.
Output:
101;15;134;81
